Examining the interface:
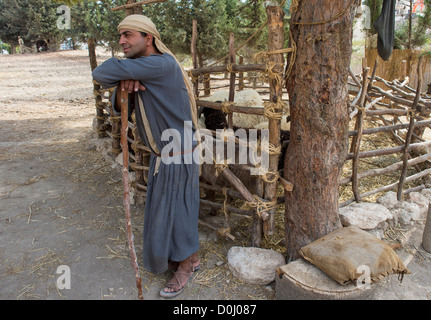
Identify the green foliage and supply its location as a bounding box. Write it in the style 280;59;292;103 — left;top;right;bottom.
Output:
142;0;270;64
394;0;431;49
0;0;283;59
0;0;66;49
142;0;232;64
0;40;11;53
0;0;31;46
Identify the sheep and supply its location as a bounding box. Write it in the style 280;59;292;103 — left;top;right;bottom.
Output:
198;89;291;174
200;103;228;131
253;115;291;131
205;89;266;128
197;88;291;214
204;88;290;129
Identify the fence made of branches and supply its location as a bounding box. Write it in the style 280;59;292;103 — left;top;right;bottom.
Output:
92;22;431;248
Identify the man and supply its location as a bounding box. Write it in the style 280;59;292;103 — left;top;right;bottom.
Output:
92;14;200;298
18;36;24;54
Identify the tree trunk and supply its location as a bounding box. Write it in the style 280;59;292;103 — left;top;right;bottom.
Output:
284;0;359;261
87;37;97;71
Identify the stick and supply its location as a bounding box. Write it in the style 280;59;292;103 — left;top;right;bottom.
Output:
111;0;166;11
423;204;431;254
120;87;144;300
351;67;369;202
397;56;424;201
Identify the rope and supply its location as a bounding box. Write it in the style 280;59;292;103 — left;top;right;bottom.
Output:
187;70;199;83
262;170;280;184
247;194;278;218
289;0;356;27
265;61;284;86
108;115;121;123
263;101;284;120
283;0;356;84
214;158;229;177
221;101;234;114
226;63;236;74
406;109;417;120
253;48;294;62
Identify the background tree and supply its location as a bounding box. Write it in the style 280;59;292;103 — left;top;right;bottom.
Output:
395;0;431;49
0;0;31;52
27;0;67;50
142;0;232;66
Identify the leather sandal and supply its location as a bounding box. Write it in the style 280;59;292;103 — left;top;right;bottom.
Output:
160;269;195;298
160;258;200;298
168;258;200;272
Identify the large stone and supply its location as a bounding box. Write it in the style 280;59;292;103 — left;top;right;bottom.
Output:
276;259;376;300
392;201;422;226
377;191;398;209
227;246;285;285
421;188;431;202
339;202;393;230
409;192;429;216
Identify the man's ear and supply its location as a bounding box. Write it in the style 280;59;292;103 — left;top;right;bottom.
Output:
146;34;153;46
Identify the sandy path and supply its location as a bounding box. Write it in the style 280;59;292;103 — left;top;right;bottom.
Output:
0;50;273;301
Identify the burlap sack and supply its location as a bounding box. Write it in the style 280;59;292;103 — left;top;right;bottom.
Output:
299;226;410;286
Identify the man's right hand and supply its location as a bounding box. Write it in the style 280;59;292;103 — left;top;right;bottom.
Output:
121;80;146;93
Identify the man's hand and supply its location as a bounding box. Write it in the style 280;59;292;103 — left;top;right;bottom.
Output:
121;80;146;93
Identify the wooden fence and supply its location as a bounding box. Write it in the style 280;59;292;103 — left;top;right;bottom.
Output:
93;28;431;247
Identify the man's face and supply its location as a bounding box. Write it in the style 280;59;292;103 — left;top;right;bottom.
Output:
119;29;149;59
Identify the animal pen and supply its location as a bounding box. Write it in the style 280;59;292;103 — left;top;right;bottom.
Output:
93;4;431;248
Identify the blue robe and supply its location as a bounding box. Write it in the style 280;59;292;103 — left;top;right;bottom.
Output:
92;53;200;274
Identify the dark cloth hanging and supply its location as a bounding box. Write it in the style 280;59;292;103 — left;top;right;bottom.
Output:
373;0;396;61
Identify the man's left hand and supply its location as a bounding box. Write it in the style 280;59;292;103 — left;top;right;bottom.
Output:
121;80;146;93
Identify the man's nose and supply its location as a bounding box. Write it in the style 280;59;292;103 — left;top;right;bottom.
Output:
119;35;125;45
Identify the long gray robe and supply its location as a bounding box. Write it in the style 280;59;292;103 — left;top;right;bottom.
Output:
92;53;200;274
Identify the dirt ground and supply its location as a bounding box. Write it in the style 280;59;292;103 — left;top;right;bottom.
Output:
1;49;430;301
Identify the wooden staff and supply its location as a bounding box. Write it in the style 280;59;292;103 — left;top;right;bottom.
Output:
120;87;144;300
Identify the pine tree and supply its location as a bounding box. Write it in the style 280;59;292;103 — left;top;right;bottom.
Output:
27;0;66;50
0;0;31;51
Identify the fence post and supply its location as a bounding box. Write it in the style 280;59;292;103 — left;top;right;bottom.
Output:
423;204;431;253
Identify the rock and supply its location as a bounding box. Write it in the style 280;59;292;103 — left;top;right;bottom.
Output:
276;259;377;300
367;228;384;240
115;152;123;166
339;202;393;230
377;191;398;209
409;192;429;216
392;201;422;226
421;188;431;202
227;246;285;285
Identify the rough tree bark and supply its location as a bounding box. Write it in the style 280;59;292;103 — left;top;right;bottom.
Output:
284;0;360;261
